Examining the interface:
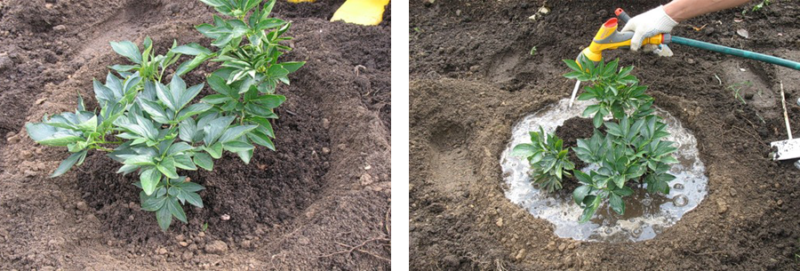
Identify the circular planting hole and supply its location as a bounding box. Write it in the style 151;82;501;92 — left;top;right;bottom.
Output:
500;98;708;242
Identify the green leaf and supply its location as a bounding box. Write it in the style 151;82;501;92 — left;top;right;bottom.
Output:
236;148;253;164
118;164;140;175
609;193;625;215
171;43;213;56
156;204;172;231
141;193;167;212
76;115;98;132
563;59;582;73
582;195;598;206
614;186;634;196
167;197;188;223
564;71;583;80
211;31;233;48
51;150;88;177
26;123;83;147
660;155;679;164
133;114;158;140
579;205;598;224
156;157;179;179
658;173;676;183
173;182;204;207
573;170;592;184
205;142;224;159
245;103;273;117
175;181;204;192
176;53;214;76
207;74;235;97
110;41;142;64
645;174;673;194
203;115;236;144
173;154;197;170
176;103;213;122
196;23;218;39
124;155;156;166
582;105;600;118
143;36;153;51
603;59;619;78
280;62;305;73
139;192;167;212
193;152;214;171
511;144;536;157
247;130;275;150
243;0;260;13
139;98;170;123
199;0;226;8
179;118;198;143
260;0;276;21
605;122;622;137
250;117;275;137
577;91;596;101
155;82;179;112
654;141;678;157
167;142;194;156
183;191;203;208
201;94;232;104
140;167;162;196
593;112;604;128
573;185;591;205
218;125;258;143
109;64;138;72
179;83;205;109
223;140;254;152
267;65;289;81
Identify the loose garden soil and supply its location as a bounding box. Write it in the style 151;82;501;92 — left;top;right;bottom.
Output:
411;0;800;269
0;0;390;269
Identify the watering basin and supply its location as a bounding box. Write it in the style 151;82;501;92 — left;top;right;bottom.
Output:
500;98;708;242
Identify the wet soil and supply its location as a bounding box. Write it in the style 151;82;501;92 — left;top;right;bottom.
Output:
411;0;800;270
554;116;596;191
0;0;390;270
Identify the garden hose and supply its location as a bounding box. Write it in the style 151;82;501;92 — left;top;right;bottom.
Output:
616;8;800;71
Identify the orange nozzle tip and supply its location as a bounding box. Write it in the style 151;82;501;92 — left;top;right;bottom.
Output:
604;18;618;27
615;8;624;16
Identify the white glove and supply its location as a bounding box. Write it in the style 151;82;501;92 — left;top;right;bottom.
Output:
620;5;678;51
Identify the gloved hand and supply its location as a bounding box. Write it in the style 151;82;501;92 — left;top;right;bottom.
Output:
620;5;678;51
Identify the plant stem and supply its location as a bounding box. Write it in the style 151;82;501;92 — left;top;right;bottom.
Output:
96;140;123;145
92;145;114;152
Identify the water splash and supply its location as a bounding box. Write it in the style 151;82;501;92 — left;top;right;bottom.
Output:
500;99;708;243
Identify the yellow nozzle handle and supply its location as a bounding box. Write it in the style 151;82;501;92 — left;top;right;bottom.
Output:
581;18;668;63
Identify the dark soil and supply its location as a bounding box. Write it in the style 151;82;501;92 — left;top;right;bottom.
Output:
0;0;390;270
411;0;800;270
555;116;596;173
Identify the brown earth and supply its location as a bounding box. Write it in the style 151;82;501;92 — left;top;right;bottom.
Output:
0;0;390;270
411;0;800;270
554;116;596;191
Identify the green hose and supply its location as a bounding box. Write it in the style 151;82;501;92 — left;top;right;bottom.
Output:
670;36;800;71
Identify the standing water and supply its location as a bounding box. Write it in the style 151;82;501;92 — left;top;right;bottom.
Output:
500;99;708;242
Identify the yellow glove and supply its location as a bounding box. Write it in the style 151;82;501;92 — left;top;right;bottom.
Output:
331;0;390;26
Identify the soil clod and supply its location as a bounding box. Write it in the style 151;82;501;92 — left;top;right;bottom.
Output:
717;199;728;214
76;201;88;212
205;241;228;255
442;255;460;268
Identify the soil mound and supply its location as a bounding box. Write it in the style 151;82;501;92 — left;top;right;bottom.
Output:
0;0;390;269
